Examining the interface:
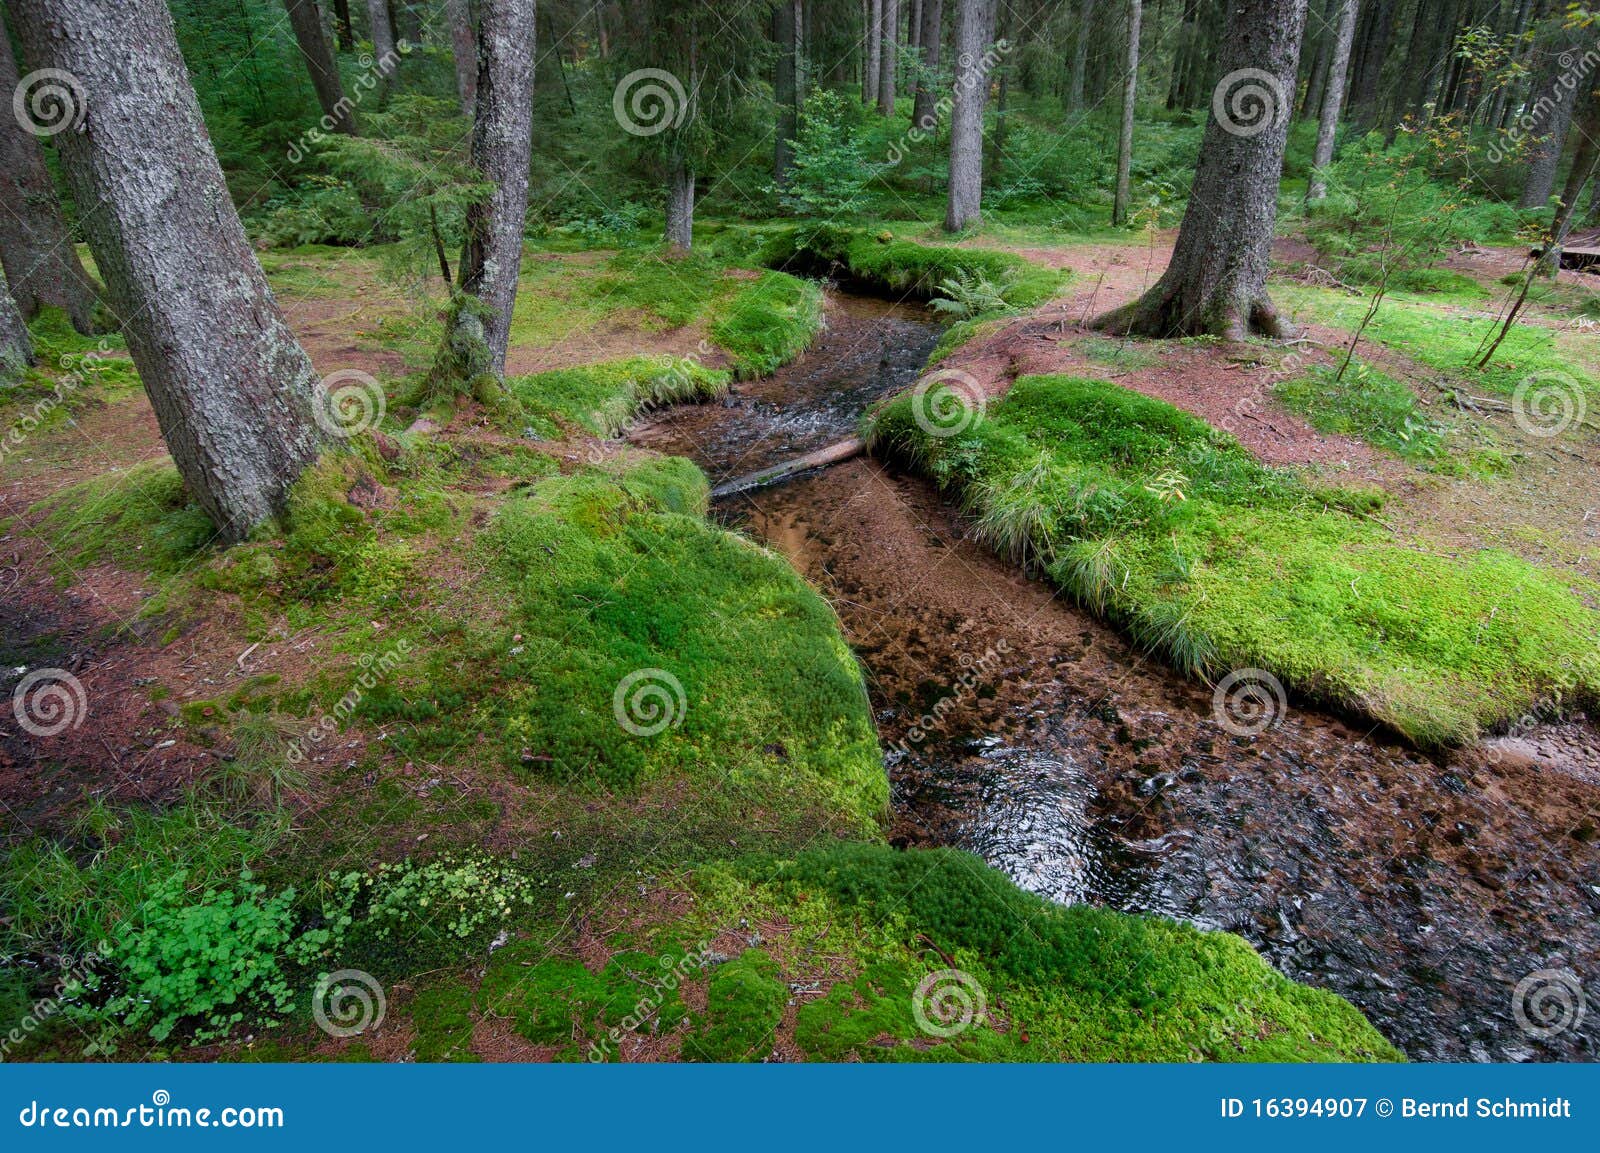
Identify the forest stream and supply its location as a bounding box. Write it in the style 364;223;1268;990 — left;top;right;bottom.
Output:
631;288;1600;1063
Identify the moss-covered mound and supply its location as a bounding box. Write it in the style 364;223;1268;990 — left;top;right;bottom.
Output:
759;224;1066;309
866;373;1600;744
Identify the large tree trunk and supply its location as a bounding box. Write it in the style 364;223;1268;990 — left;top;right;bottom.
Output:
1112;0;1141;226
866;0;883;104
331;0;355;51
9;0;327;540
0;267;34;377
366;0;397;62
1518;21;1582;208
775;1;801;181
1306;0;1357;201
446;0;478;115
878;0;899;114
0;15;103;333
912;0;943;129
944;0;996;231
450;0;537;378
665;155;696;251
284;0;358;133
1099;0;1308;339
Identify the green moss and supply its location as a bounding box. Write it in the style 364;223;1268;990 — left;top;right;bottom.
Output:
1278;284;1597;402
867;373;1600;744
701;845;1399;1062
683;949;785;1062
760;225;1067;309
508;355;730;437
1274;361;1446;461
409;983;479;1062
34;460;215;577
708;272;824;378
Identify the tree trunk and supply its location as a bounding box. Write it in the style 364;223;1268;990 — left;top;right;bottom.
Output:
1099;0;1308;339
665;155;696;251
9;0;327;540
1518;22;1582;208
0;14;103;333
450;0;537;378
332;0;355;50
910;0;923;50
446;0;477;115
776;1;801;181
1068;0;1093;111
1113;0;1141;226
866;0;883;104
366;0;397;62
945;0;996;231
912;0;943;129
0;267;34;377
284;0;357;133
878;0;899;113
1306;0;1357;200
595;2;610;58
1169;0;1203;110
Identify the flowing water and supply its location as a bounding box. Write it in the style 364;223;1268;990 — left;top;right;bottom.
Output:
631;290;1600;1062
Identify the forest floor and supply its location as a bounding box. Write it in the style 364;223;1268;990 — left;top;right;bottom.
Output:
2;220;1595;1062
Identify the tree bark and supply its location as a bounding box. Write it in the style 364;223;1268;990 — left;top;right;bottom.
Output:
451;0;537;377
0;266;34;376
9;0;327;540
945;0;996;231
878;0;899;113
776;1;801;180
331;0;355;50
1518;20;1582;208
665;154;696;251
366;0;397;62
1068;0;1093;111
1113;0;1141;226
0;15;103;333
446;0;478;115
1306;0;1357;200
1098;0;1308;339
284;0;357;133
866;0;883;104
912;0;943;129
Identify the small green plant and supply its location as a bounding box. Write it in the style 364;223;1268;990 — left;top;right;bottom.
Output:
930;267;1021;320
779;89;878;223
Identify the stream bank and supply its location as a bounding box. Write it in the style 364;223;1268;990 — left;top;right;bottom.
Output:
630;288;1600;1062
